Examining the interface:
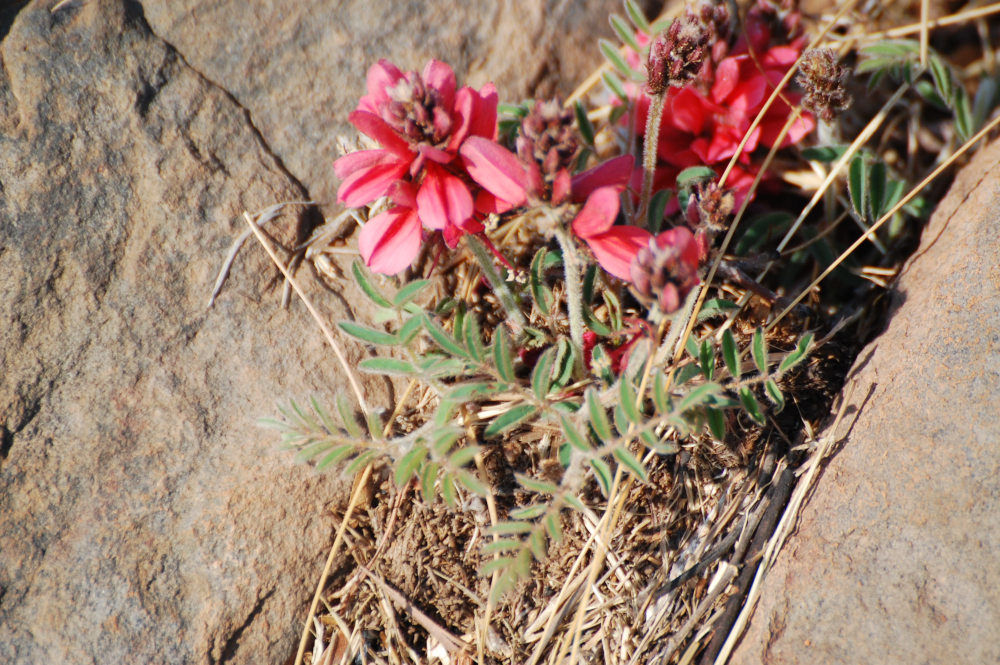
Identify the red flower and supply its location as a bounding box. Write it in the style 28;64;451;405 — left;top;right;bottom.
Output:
334;59;497;273
570;186;650;281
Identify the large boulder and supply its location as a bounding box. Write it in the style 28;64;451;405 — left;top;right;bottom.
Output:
0;0;618;663
729;139;1000;664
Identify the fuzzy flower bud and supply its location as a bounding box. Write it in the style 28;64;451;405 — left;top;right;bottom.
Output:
516;98;579;181
646;15;711;94
797;48;852;122
684;180;735;236
629;227;703;314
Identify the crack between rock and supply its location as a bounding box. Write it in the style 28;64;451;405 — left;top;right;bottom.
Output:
132;0;313;204
214;589;275;665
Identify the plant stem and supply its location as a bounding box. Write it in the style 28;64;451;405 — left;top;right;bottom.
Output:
553;227;586;371
638;90;667;226
465;234;527;333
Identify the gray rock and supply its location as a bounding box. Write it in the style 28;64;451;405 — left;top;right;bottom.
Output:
0;0;622;663
728;139;1000;664
140;0;622;213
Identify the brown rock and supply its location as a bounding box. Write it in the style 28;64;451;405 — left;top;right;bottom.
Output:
0;0;624;663
728;139;1000;664
140;0;622;212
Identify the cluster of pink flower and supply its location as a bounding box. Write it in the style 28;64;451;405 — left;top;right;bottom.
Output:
627;1;815;204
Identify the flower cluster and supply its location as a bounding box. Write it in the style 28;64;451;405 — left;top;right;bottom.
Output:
628;1;815;206
334;59;498;274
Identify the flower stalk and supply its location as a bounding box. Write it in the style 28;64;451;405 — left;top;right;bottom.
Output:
465;234;527;333
553;225;586;371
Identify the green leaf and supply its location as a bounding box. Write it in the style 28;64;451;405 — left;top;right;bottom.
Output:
619;378;642;424
392;279;431;308
440;474;458;508
456;471;490;497
752;327;768;375
928;52;954;105
583;263;598;302
599;38;643;81
531;346;556;401
463;312;484;361
721;329;740;378
530;247;552;316
397;316;423;345
484;404;538;437
609;13;641;52
481;539;523;555
861;39;919;58
868;160;887;220
955;87;974;142
734;211;794;255
698;298;740;321
590;344;615;384
358;357;418;376
552;338;574;389
707;407;726;440
613;446;648;481
679;382;722;411
624;0;651;34
422;314;469;358
492;326;516;382
574;100;596;146
647;188;672;233
544;513;563;542
779;332;813;372
352;261;392;308
685;334;700;360
395;446;428;485
345;449;378;476
560;415;590;452
420;461;439;500
672;362;702;387
338;321;397;346
479;556;515;578
586;388;613;442
849;154;868;220
516;474;561;494
446;381;496;401
602;70;628;102
430;427;462;455
653;372;670;413
699;338;715;380
316;444;357;471
739;386;766;425
612;404;629;437
973;76;998;130
765;378;786;413
801;144;848;162
336;395;362;438
448;445;481;468
489;521;534;536
510;504;548;521
676;166;716;189
590;458;613;495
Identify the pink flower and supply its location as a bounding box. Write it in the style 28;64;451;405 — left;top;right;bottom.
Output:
570;187;651;281
629;226;704;313
335;59;499;273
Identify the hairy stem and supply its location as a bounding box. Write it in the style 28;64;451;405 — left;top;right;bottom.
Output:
638;90;667;226
553;227;586;371
465;234;527;333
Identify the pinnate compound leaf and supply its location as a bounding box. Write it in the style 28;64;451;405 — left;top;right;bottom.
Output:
484;404;538;437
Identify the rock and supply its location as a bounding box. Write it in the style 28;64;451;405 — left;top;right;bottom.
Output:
140;0;622;214
0;0;623;663
728;139;1000;664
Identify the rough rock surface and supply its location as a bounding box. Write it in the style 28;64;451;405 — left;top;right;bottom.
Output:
729;139;1000;664
140;0;622;213
0;1;623;663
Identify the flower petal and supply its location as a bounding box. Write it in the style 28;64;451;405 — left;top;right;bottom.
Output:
571;187;621;238
585;226;652;281
422;59;456;111
449;85;499;150
358;207;422;275
336;159;409;208
459;136;528;207
416;163;473;231
570;155;635;202
361;59;405;113
348;110;413;159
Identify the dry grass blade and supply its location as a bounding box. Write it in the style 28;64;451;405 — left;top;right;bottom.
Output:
241;210;370;414
860;2;1000;41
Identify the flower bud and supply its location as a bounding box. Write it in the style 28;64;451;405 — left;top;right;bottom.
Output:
797;48;852;122
646;15;711;94
629;228;702;314
684;180;735;236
